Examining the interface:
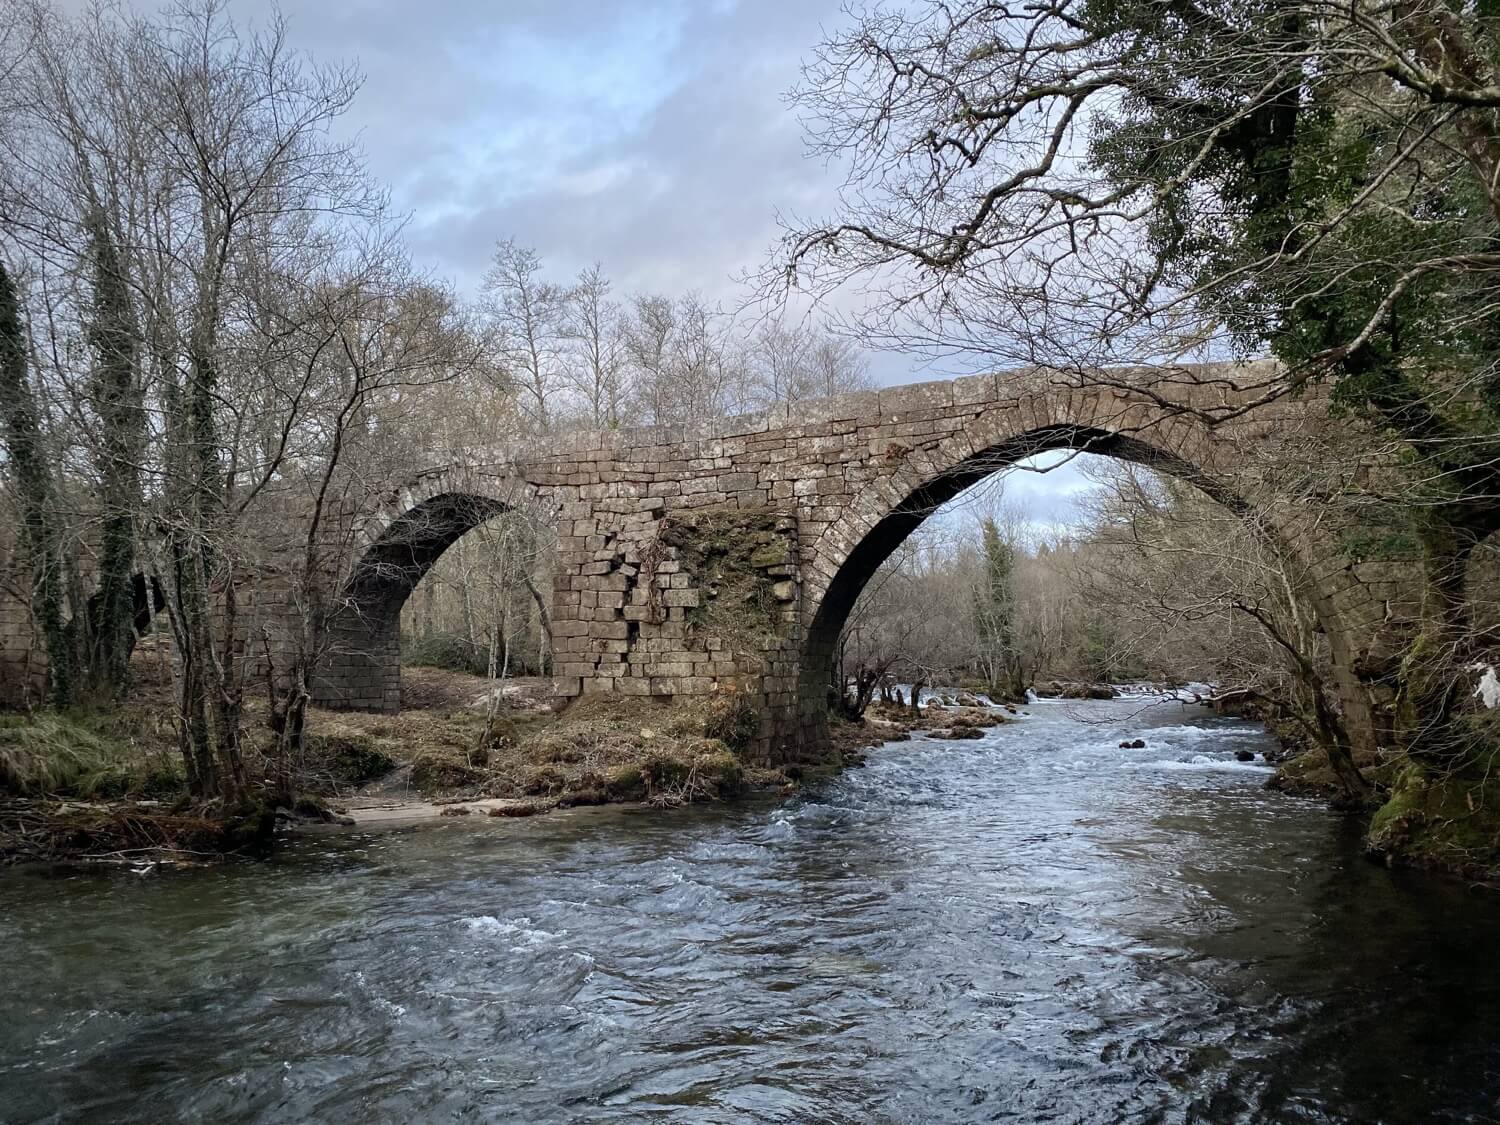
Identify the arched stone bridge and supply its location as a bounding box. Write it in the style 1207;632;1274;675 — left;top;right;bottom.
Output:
310;361;1403;761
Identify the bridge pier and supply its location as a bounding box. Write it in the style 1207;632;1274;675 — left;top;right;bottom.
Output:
309;607;402;713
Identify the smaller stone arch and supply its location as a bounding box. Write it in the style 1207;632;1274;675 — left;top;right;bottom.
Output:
311;469;539;712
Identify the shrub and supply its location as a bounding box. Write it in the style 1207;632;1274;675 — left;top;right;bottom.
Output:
701;691;759;755
403;633;492;676
642;738;744;805
304;731;397;786
409;750;486;793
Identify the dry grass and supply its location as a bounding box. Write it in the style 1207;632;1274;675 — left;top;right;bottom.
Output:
0;711;183;799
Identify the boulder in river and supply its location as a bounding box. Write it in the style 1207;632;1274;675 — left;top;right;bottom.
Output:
1039;681;1120;700
1064;683;1119;700
1118;739;1147;749
1235;750;1256;762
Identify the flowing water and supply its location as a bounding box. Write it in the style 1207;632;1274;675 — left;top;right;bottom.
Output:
5;696;1500;1124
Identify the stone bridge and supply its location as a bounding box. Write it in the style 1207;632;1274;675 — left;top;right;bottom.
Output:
307;361;1405;763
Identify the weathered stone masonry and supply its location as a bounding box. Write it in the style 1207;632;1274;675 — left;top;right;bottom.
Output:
305;361;1413;763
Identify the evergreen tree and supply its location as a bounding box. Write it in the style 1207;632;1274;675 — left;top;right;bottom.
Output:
0;262;72;705
974;518;1027;701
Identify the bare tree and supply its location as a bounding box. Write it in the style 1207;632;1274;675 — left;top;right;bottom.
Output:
0;0;393;799
483;240;566;431
747;319;813;406
562;262;628;428
808;333;870;398
775;0;1500;763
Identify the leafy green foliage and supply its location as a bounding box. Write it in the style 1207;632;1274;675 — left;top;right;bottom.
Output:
1084;0;1500;520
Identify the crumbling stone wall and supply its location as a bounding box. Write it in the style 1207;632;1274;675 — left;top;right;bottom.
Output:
547;505;803;756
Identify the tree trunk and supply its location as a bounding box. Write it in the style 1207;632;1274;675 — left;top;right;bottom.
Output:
0;262;73;707
1395;521;1479;762
83;214;145;698
524;570;553;675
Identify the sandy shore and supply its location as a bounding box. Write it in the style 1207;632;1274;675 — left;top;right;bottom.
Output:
333;795;551;825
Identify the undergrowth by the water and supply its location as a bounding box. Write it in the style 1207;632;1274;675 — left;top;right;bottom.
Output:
1364;715;1500;881
0;711;182;799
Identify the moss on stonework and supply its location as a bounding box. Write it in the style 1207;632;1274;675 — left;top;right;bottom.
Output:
749;541;791;568
658;506;795;651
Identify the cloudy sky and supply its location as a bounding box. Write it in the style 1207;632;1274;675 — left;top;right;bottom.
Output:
251;0;845;300
215;0;1094;527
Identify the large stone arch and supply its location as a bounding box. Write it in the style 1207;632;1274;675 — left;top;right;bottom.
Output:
794;393;1381;753
311;465;542;712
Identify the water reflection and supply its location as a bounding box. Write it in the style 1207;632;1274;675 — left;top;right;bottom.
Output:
4;697;1500;1123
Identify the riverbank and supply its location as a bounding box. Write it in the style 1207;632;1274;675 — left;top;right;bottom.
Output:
0;669;769;864
0;666;1033;862
8;669;1497;883
318;687;1016;829
1242;697;1500;885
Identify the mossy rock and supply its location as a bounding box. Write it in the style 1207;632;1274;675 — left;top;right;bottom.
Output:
289;796;344;823
604;764;646;800
749;542;791;568
409;752;487;794
220;801;279;855
306;731;397;786
489;802;545;818
657;507;796;646
1367;762;1500;878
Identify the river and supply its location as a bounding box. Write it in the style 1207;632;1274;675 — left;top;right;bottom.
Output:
4;695;1500;1123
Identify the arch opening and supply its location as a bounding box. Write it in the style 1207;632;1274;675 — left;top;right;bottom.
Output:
796;424;1272;735
312;491;512;712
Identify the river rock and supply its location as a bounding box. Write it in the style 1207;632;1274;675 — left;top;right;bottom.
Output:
1235;750;1256;762
1062;683;1119;700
